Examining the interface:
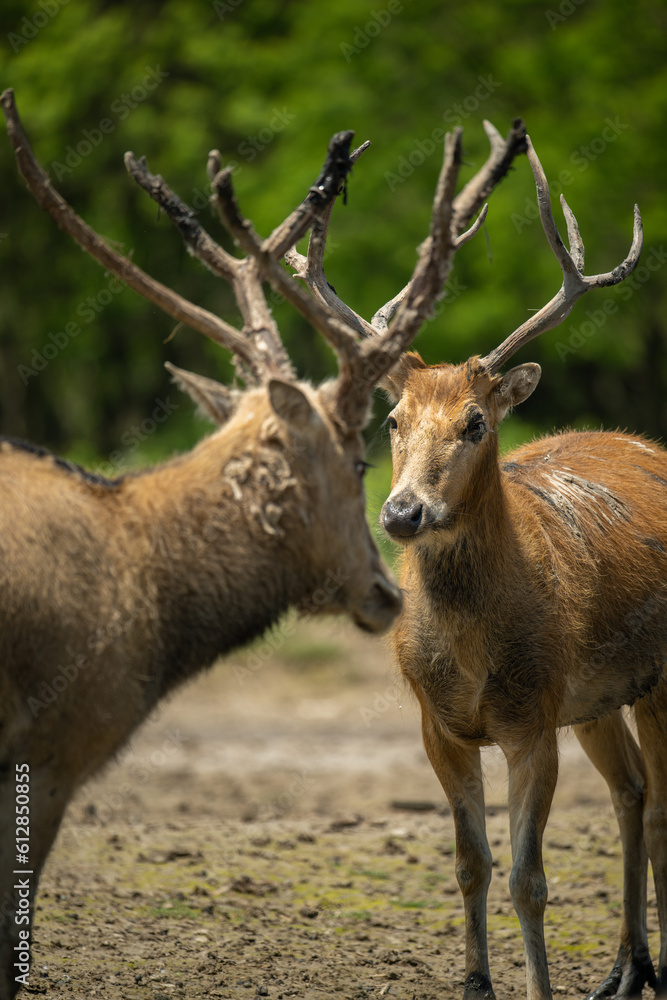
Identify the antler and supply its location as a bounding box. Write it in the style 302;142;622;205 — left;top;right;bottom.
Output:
480;137;643;374
1;88;357;390
208;125;504;426
2;88;543;429
280;120;529;423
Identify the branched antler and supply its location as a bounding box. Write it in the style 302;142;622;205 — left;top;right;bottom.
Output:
123;151;293;383
2;88;543;430
480;137;643;374
283;120;528;355
275;119;529;422
1;89;357;389
0;89;269;382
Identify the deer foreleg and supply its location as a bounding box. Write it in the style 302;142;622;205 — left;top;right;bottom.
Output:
421;713;495;1000
504;734;558;1000
574;713;656;999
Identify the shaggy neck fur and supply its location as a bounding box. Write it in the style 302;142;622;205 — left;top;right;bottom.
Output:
110;395;322;703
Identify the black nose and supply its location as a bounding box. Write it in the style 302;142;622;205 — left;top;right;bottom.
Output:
382;497;423;537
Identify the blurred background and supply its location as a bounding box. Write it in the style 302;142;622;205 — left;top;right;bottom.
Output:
0;0;665;550
3;15;663;981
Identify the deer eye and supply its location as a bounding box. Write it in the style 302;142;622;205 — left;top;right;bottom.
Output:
355;460;372;479
464;413;487;442
387;415;398;431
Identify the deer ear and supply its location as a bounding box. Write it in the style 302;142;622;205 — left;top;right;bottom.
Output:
380;352;427;402
165;362;238;426
494;363;541;420
268;379;321;429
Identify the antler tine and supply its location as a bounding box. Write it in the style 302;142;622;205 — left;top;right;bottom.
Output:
284;141;376;341
454;202;489;248
451;117;528;234
262;130;361;261
370;120;527;333
123;151;294;382
371;199;490;334
284;138;371;276
382;128;462;342
0;88;269;382
481;136;643;375
270;118;526;408
124;152;239;283
208;130;464;427
368;128;462;337
560;197;585;272
210;158;372;369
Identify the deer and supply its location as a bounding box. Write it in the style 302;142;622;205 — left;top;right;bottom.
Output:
381;158;664;1000
289;121;666;998
0;94;533;998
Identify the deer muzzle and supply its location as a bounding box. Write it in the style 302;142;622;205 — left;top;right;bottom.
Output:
353;572;403;634
381;494;424;538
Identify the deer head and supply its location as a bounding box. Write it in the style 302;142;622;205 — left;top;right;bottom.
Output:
1;92;409;634
1;95;544;627
380;138;642;544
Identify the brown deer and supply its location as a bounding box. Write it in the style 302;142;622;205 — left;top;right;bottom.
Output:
379;154;665;1000
0;95;531;998
291;128;665;998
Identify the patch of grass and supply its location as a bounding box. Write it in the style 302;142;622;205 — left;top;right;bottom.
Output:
280;635;342;666
50;911;85;924
392;899;443;910
422;872;450;890
149;901;201;920
337;909;373;924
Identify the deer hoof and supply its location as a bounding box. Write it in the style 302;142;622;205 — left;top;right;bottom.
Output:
587;956;657;999
463;972;496;1000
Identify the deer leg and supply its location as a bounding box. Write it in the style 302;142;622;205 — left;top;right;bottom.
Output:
574;712;655;999
635;678;667;996
420;712;496;1000
0;759;72;999
503;733;559;1000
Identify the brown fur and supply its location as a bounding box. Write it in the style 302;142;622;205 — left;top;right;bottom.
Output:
0;379;401;998
382;354;667;1000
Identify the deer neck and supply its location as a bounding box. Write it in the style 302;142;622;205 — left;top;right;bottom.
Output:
412;438;509;620
118;410;314;699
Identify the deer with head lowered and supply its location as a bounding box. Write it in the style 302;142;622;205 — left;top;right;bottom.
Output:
294;123;665;999
0;92;520;997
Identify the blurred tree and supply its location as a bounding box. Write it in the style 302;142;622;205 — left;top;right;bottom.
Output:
0;0;665;469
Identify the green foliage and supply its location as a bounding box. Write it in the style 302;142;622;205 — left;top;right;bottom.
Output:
1;0;665;469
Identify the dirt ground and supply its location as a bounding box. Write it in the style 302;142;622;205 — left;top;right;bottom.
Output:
23;617;659;1000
